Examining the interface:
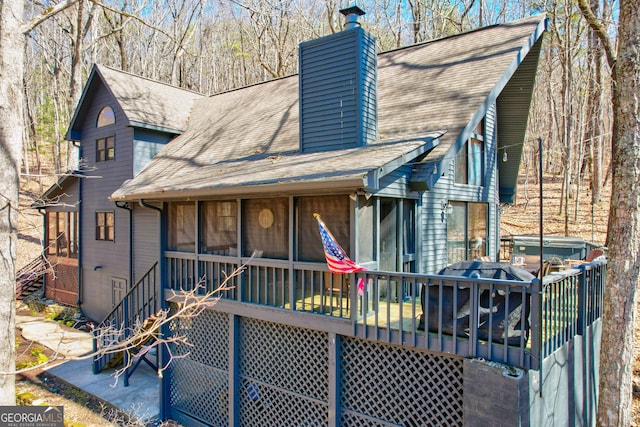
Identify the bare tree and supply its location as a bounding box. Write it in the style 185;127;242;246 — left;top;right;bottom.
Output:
0;0;88;405
578;0;640;424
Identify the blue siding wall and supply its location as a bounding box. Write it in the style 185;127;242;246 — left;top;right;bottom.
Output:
44;178;80;213
78;81;134;321
299;27;377;152
417;104;499;274
377;165;420;199
133;129;173;176
133;203;160;285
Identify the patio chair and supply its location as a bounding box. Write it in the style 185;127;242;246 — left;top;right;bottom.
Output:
585;248;605;262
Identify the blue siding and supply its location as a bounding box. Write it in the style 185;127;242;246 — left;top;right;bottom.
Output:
299;27;377;153
377;165;420;199
78;80;134;321
133;129;173;176
417;104;500;274
133;203;160;284
43;177;80;212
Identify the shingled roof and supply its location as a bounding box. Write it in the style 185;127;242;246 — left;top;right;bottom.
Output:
67;65;204;138
111;14;546;201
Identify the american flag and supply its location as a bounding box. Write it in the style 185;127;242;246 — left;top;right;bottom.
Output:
314;213;366;274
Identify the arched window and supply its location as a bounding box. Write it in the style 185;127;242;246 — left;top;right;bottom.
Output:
96;106;115;127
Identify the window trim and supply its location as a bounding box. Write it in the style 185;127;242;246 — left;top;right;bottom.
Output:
97;106;116;127
446;201;488;263
455;118;485;186
96;211;115;242
45;211;79;258
96;136;115;162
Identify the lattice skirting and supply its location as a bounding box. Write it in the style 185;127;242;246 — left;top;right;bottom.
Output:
168;306;463;426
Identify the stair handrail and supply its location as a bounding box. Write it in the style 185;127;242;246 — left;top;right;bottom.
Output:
93;261;158;374
15;254;47;296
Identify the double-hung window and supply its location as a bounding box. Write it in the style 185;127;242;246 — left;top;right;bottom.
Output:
96;211;115;241
96;136;115;162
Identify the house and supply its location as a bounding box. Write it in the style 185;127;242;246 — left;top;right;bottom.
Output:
39;8;604;426
36;65;203;319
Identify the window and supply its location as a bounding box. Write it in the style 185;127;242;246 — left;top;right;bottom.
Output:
455;119;484;186
447;201;487;263
168;203;196;251
97;106;115;127
200;200;237;255
96;211;115;241
96;136;115;162
46;211;78;257
242;198;288;259
297;195;350;262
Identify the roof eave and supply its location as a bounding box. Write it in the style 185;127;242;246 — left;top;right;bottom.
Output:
111;177;368;202
65;65;101;140
129;121;183;135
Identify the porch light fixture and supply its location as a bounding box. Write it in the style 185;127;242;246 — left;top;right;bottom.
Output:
502;149;508;162
441;201;453;214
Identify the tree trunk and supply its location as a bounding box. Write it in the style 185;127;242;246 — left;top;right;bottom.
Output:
0;0;26;406
597;0;640;424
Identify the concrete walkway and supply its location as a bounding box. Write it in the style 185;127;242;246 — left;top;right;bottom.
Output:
16;314;160;423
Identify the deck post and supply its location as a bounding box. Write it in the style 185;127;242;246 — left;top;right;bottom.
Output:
328;332;340;427
529;276;543;399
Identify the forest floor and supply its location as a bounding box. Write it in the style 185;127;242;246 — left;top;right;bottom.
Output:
500;172;640;424
13;173;639;424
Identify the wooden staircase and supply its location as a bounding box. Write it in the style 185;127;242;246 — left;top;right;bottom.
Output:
16;255;47;300
102;316;159;380
93;262;159;386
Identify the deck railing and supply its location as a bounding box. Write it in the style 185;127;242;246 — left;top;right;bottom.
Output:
165;252;605;369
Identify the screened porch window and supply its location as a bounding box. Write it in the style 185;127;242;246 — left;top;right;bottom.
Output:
242;198;288;259
46;211;78;257
297;195;350;262
168;203;196;252
200;200;237;255
379;199;398;271
357;196;375;264
447;201;487;263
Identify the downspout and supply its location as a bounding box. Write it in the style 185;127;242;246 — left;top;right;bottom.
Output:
139;198;169;420
115;200;133;387
73;140;83;308
37;208;47;298
115;201;133;291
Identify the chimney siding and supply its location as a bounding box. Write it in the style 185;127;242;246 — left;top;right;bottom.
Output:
299;26;377;153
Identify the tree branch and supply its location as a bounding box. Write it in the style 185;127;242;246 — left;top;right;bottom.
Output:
21;0;81;34
577;0;616;70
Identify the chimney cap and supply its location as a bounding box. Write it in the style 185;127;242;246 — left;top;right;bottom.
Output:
340;5;365;17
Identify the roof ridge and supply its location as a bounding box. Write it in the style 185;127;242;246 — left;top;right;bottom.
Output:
96;64;205;96
204;14;545;98
377;13;546;56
